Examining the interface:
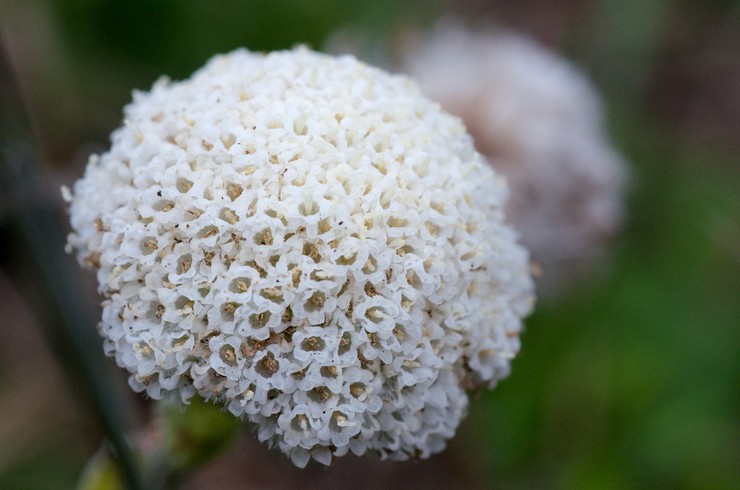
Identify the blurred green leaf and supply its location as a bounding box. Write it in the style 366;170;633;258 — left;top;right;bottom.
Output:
76;449;124;490
161;397;242;470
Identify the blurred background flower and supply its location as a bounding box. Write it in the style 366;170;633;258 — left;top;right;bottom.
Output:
0;0;738;488
395;21;628;296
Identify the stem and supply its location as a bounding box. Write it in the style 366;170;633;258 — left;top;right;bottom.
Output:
0;45;144;489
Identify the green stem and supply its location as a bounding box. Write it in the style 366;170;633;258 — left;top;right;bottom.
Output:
0;45;144;489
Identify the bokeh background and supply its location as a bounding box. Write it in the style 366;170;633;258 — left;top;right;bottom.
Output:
1;0;738;488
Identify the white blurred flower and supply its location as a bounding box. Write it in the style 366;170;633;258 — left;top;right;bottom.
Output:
400;22;628;295
66;47;534;466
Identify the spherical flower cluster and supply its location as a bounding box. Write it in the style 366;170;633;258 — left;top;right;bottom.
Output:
400;23;627;294
66;47;534;467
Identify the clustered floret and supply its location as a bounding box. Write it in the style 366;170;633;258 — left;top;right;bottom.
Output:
66;47;534;467
400;23;627;294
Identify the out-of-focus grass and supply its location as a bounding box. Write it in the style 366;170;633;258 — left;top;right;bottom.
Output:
466;113;740;488
0;449;85;490
52;0;429;76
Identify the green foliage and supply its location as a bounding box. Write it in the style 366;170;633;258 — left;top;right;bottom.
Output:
465;116;740;488
51;0;433;79
77;449;124;490
160;397;242;471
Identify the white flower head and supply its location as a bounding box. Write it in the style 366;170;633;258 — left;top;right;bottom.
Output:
67;47;534;467
401;22;628;295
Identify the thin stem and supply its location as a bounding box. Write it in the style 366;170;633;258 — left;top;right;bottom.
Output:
0;45;145;489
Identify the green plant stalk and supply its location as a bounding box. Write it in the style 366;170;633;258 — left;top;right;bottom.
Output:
0;45;144;489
